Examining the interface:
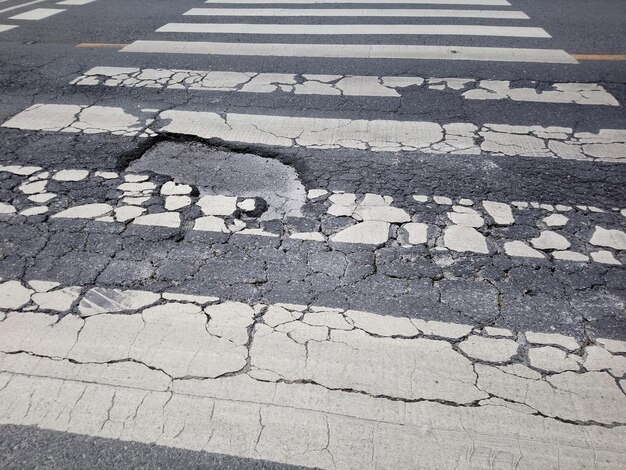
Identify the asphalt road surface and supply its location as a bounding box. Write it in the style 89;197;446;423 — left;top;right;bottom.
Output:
0;0;625;468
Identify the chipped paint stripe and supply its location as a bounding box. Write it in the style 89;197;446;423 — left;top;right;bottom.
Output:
1;363;623;469
156;23;551;38
0;199;621;265
185;7;529;19
70;66;620;106
1;162;624;264
121;41;577;64
3;104;626;163
0;277;625;469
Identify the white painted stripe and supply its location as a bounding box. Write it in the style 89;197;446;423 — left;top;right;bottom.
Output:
5;104;626;163
9;7;65;20
71;67;619;106
204;0;512;4
157;23;550;38
0;0;48;14
0;278;625;469
0;24;18;32
122;41;577;64
184;8;529;19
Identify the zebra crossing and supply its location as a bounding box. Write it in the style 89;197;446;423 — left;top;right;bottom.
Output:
1;0;625;468
70;67;619;105
118;1;575;63
3;0;625;153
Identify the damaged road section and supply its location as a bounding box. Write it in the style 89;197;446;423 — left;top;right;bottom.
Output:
71;67;620;106
129;142;306;220
1;162;624;265
0;160;624;341
3;103;626;162
0;278;625;469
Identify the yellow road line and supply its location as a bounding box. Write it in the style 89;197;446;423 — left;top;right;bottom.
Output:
76;43;129;48
572;54;626;61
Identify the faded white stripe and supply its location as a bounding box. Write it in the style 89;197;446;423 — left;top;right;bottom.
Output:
157;23;550;38
9;7;65;20
121;41;576;64
0;24;18;32
184;8;529;19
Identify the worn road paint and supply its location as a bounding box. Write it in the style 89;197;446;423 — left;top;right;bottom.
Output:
3;104;626;162
0;277;625;469
71;67;619;106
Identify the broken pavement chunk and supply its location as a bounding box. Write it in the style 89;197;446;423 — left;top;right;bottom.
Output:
32;287;81;312
589;226;626;250
133;212;181;228
459;335;518;362
443;226;488;254
197;195;237;216
530;231;570;250
0;280;33;310
330;221;390;245
482;200;514;225
504;241;545;259
52;203;113;219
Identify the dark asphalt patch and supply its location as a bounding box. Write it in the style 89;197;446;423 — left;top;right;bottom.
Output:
0;424;304;470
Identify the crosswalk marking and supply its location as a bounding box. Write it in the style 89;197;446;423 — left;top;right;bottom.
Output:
9;7;65;20
2;0;626;465
184;8;530;19
70;67;619;105
1;278;625;469
0;24;18;33
4;104;625;162
122;41;577;64
156;23;550;38
203;0;512;4
2;162;623;261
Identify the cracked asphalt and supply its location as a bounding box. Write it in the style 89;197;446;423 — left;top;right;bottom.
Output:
0;0;625;468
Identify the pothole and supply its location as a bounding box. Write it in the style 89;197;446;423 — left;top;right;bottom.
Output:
127;141;306;220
